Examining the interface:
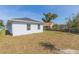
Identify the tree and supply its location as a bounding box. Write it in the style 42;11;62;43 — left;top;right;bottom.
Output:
66;17;73;32
42;12;58;22
66;13;79;33
0;20;4;26
71;13;79;33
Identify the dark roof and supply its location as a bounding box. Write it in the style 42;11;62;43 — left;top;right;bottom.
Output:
8;18;43;24
12;18;41;22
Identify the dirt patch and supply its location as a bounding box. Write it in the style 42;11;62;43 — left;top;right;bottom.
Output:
57;49;79;54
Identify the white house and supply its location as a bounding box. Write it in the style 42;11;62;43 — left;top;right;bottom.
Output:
7;18;43;36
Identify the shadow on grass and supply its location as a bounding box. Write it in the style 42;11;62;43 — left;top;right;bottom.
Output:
39;41;59;51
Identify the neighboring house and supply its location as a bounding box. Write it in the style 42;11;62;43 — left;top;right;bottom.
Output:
59;24;67;30
43;22;54;29
7;18;43;36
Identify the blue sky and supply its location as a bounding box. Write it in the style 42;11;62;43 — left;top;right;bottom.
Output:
0;5;79;25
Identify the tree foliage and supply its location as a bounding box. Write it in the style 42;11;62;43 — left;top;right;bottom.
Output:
42;12;58;22
0;20;4;26
66;13;79;33
52;24;59;30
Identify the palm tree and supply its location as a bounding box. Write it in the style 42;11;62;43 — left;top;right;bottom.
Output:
42;12;58;22
42;12;58;29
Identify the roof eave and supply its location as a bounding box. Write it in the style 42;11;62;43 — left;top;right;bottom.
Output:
8;20;44;24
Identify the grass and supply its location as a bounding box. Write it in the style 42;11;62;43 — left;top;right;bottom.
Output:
0;29;5;36
0;30;79;53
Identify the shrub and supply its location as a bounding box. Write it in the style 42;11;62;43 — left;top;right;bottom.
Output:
52;24;60;31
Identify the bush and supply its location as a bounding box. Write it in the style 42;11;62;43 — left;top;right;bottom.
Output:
52;24;60;30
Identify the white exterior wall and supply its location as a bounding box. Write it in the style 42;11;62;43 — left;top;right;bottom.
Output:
11;22;43;36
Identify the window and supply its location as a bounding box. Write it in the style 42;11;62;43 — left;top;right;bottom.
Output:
27;24;31;30
38;24;40;29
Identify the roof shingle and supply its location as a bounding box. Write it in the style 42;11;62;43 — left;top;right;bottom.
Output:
8;18;43;24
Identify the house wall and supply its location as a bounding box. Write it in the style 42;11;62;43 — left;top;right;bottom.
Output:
12;22;43;36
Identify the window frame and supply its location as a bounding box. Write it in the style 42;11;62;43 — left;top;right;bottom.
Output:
27;24;31;30
38;24;40;29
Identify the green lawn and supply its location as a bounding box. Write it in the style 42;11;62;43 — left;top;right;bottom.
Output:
0;30;79;53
